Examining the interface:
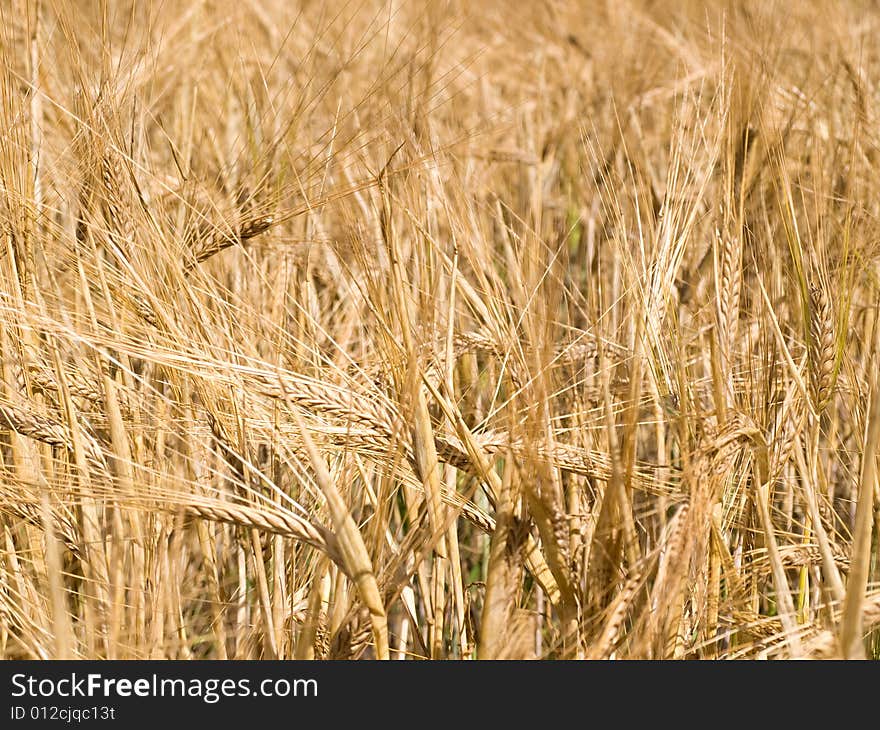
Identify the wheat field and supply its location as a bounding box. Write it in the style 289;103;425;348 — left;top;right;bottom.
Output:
0;0;878;660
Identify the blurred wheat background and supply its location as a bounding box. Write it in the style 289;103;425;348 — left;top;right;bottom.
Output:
1;0;879;660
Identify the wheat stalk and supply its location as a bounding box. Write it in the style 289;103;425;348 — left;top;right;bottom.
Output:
184;211;274;271
808;282;836;414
